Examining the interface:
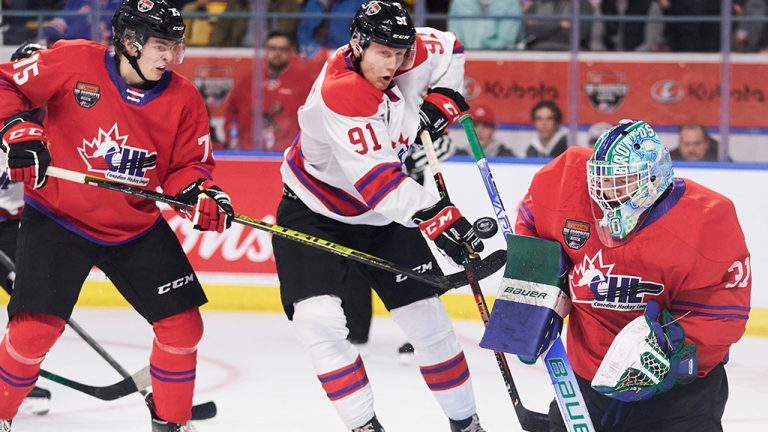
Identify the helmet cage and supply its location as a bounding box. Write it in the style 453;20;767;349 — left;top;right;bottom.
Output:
586;120;674;246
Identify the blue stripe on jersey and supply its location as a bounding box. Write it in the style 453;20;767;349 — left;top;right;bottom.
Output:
104;51;172;106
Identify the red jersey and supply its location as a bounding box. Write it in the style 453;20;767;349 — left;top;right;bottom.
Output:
516;147;751;380
0;40;215;244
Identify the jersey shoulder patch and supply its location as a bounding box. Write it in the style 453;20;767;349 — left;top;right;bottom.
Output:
320;51;383;118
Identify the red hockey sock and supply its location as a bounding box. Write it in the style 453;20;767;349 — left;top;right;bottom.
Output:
0;313;65;419
150;308;203;424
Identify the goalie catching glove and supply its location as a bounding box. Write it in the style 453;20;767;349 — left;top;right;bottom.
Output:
591;300;698;402
417;88;469;143
412;196;483;265
174;178;234;233
0;113;51;190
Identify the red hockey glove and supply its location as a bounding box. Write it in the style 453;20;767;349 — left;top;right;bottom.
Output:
0;115;51;190
417;88;469;143
174;179;234;233
412;197;484;265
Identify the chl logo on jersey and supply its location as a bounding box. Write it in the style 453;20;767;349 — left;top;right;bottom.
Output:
569;250;663;311
78;123;157;186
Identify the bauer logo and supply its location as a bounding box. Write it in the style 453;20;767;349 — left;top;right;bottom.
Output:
73;82;100;108
569;250;663;311
78;123;157;186
562;219;590;250
157;273;195;295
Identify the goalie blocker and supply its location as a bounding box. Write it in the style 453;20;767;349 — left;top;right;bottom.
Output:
479;234;571;362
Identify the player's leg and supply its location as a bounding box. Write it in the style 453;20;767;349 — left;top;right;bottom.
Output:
273;195;379;431
367;223;485;431
342;264;373;347
0;206;97;421
100;219;207;430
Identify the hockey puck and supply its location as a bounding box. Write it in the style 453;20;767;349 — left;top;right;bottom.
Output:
473;217;498;239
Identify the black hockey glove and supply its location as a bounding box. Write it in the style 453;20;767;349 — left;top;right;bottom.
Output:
0;113;51;190
417;88;469;143
174;179;234;233
412;196;484;265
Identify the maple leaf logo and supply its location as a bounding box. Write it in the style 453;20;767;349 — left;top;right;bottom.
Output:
79;123;129;172
570;250;615;301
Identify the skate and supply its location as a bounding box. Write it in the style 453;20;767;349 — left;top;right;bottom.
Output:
397;342;414;364
0;419;10;432
450;414;486;432
19;386;51;415
145;393;198;432
352;415;385;432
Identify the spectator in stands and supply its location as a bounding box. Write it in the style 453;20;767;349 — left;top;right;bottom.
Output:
448;0;523;50
2;1;64;45
223;30;320;150
182;0;227;47
43;0;121;45
268;0;305;36
456;104;514;156
520;0;593;51
734;0;767;52
659;0;721;52
525;100;568;158
600;0;654;51
296;0;359;59
670;124;720;161
209;0;249;46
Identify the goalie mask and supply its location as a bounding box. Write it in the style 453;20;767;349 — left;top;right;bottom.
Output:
350;1;417;69
587;120;674;247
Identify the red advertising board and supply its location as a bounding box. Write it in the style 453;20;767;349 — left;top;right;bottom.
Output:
161;157;283;275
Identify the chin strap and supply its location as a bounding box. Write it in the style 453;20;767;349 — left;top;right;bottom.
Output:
126;53;152;83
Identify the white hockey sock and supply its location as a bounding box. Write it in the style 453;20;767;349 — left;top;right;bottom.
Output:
293;295;375;429
391;297;477;421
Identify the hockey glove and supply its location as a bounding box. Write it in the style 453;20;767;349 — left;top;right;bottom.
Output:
174;179;234;233
412;196;484;265
591;300;698;402
417;88;469;143
0;114;51;190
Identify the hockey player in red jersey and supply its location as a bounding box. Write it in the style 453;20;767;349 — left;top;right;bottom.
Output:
0;1;233;431
272;2;487;431
515;120;751;431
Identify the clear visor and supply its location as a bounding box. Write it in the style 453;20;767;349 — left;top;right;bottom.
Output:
587;160;654;247
398;46;416;70
142;38;186;64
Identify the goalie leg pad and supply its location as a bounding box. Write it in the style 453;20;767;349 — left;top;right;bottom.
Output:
480;234;571;361
0;313;65;419
391;297;476;421
293;295;374;430
150;308;203;424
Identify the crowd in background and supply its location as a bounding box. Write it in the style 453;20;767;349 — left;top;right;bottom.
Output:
0;1;761;161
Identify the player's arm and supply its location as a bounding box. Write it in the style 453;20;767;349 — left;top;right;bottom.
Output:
413;30;468;143
162;93;233;233
515;192;539;237
0;44;64;119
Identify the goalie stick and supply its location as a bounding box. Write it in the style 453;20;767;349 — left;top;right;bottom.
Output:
43;166;506;292
0;250;217;420
460;115;594;432
420;130;550;432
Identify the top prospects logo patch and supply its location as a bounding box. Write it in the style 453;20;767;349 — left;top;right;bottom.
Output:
78;123;157;186
73;82;100;108
569;250;663;311
562;219;590;250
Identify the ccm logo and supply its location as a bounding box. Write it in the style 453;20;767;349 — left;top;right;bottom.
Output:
421;207;458;240
9;127;44;140
157;273;195;295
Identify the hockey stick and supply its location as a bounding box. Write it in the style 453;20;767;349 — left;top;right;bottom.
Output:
0;250;217;419
420;130;550;432
460;115;594;431
38;366;150;401
43;166;505;292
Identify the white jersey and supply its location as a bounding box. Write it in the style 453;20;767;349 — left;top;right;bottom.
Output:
0;154;24;222
281;28;466;227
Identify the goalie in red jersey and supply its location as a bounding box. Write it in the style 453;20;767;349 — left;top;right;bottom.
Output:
511;119;751;431
0;1;233;431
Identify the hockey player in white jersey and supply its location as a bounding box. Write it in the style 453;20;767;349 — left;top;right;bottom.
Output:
272;2;487;431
